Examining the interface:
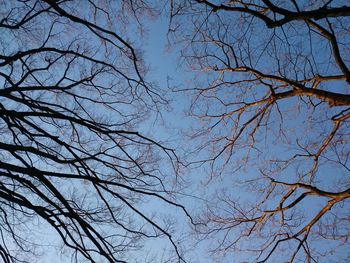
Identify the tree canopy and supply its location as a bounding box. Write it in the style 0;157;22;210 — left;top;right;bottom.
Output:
169;0;350;262
0;0;349;263
0;1;192;262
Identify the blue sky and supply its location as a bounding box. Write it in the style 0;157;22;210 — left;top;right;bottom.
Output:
138;5;350;262
1;1;349;262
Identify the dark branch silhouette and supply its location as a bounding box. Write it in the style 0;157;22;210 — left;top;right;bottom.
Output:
0;1;192;262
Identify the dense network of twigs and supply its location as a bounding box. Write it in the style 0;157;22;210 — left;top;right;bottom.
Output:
1;0;349;262
0;1;192;262
169;1;350;262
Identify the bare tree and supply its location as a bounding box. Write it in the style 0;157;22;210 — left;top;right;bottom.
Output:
169;1;350;262
0;1;193;262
